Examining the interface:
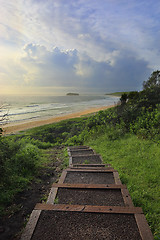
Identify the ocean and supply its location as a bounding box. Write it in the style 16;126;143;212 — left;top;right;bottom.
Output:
0;95;119;125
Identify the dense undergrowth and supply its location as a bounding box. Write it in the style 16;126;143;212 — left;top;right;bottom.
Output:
1;104;160;238
0;136;44;214
86;134;160;239
1;71;160;238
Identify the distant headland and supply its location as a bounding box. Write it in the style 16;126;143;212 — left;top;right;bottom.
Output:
66;93;79;96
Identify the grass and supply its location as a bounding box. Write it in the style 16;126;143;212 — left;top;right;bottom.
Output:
0;141;69;216
86;133;160;239
54;197;59;204
106;91;131;96
1;102;160;238
62;147;70;169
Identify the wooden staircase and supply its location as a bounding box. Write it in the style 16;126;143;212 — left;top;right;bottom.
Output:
21;146;153;240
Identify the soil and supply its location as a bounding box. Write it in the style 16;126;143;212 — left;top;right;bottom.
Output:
64;172;115;184
31;211;141;240
72;164;106;167
0;147;65;240
56;188;125;206
69;146;89;150
69;149;94;155
71;155;102;164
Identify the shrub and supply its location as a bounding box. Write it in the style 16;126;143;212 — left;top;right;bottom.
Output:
0;136;42;213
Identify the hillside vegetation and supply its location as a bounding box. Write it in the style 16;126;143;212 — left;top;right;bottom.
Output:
0;71;160;239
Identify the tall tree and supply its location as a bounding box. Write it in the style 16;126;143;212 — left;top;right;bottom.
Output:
142;70;160;107
143;70;160;90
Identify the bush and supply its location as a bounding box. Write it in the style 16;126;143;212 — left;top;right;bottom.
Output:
0;136;42;213
12;143;40;176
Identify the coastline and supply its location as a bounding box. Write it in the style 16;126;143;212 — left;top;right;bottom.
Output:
3;105;115;135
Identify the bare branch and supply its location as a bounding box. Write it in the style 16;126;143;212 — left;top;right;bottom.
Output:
0;104;9;126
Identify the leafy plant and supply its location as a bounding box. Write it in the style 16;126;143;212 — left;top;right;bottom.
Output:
54;197;59;204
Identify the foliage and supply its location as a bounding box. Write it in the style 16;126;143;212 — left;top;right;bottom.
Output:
0;128;3;135
23;118;87;145
143;70;160;90
0;136;42;214
120;93;128;104
86;134;160;239
0;70;160;237
106;91;132;96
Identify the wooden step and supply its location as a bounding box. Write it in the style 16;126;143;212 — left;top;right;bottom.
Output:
21;204;153;240
20;146;153;240
62;169;121;185
47;183;134;207
69;154;103;165
68;146;89;150
68;149;95;156
70;163;110;168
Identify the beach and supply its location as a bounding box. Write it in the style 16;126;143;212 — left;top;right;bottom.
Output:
3;105;115;135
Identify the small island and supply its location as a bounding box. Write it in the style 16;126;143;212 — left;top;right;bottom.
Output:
66;93;79;96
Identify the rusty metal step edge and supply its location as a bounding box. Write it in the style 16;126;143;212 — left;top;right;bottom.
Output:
35;203;143;214
69;154;103;166
47;183;134;207
70;154;103;159
47;169;122;204
68;149;95;157
71;163;111;166
58;169;122;185
58;170;67;183
65;168;121;185
68;146;90;150
51;183;127;189
65;168;118;172
21;206;153;240
70;167;114;170
69;155;103;164
46;186;58;204
67;148;91;157
113;171;122;184
68;148;93;152
70;163;111;167
135;214;154;240
121;188;134;207
20;209;41;240
46;170;68;204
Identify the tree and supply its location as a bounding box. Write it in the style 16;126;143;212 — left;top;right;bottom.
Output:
143;70;160;90
141;70;160;107
0;105;9;135
120;93;128;105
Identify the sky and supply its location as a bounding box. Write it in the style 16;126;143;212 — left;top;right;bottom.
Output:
0;0;160;95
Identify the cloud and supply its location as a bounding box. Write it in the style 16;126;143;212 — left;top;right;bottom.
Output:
21;44;79;87
75;50;151;92
105;51;151;91
18;43;151;92
22;0;160;70
0;0;159;95
0;40;152;94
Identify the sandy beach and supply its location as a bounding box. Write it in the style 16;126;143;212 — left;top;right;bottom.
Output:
3;105;115;135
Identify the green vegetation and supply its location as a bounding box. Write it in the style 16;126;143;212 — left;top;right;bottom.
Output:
0;71;160;238
0;137;67;215
86;135;160;238
106;91;131;96
54;197;59;204
0;136;43;214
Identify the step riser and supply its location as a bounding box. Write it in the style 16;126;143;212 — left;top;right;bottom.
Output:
68;149;95;156
21;146;153;240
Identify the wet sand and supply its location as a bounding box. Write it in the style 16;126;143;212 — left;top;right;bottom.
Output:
3;105;115;135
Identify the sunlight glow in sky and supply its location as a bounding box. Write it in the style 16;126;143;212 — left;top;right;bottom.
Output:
1;0;160;95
